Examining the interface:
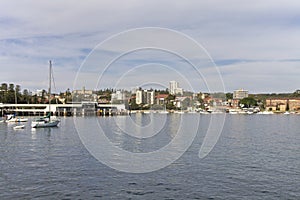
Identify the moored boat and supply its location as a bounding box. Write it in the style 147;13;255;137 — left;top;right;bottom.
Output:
31;116;60;128
6;114;28;122
31;61;60;128
13;124;25;130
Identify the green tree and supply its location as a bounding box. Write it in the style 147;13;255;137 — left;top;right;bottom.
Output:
239;97;257;108
22;89;30;103
165;94;176;110
41;89;47;103
226;92;233;100
15;85;21;103
6;83;15;103
8;83;14;91
50;98;62;104
181;98;191;110
0;83;7;103
166;102;176;110
32;95;38;104
62;88;72;103
15;85;21;93
129;99;140;110
166;94;175;101
1;83;8;91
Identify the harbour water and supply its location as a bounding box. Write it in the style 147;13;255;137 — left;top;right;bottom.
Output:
0;114;299;199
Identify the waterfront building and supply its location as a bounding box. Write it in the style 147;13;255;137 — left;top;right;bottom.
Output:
0;102;127;117
155;94;169;105
111;90;125;101
34;89;44;97
265;98;300;112
169;81;183;95
136;90;143;104
146;90;155;105
72;87;97;102
72;87;93;95
231;89;249;108
233;89;249;99
174;96;193;109
135;89;154;105
288;99;300;111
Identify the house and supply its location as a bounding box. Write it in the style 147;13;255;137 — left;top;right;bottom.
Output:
265;98;300;112
288;99;300;111
265;98;287;112
155;94;169;105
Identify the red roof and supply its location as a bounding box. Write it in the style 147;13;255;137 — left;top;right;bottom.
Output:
155;94;169;99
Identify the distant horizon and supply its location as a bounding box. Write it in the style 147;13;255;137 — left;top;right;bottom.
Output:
1;81;299;95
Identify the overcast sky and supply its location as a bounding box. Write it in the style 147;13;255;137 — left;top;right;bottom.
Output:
1;0;300;94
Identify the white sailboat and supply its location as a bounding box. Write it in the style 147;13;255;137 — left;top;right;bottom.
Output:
6;114;28;122
6;89;28;122
31;61;60;128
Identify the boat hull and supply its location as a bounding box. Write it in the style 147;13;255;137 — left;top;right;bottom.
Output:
31;120;60;128
13;125;25;130
7;118;28;122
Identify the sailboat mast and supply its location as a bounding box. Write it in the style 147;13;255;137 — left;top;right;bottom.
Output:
49;60;52;115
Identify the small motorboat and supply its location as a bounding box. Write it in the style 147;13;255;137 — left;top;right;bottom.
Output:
13;125;25;130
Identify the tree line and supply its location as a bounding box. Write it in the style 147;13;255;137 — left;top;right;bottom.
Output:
0;83;51;104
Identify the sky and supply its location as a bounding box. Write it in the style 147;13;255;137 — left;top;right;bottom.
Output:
1;0;300;94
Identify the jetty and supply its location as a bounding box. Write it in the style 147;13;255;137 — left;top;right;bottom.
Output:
0;102;127;117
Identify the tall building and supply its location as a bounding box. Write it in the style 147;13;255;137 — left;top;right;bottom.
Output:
169;81;183;95
135;89;154;105
233;89;248;99
169;81;178;95
136;90;143;104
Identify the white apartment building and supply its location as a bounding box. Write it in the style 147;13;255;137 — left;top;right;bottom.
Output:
233;89;249;99
35;89;44;97
135;89;154;105
146;90;154;105
169;81;183;95
136;90;143;104
111;90;125;101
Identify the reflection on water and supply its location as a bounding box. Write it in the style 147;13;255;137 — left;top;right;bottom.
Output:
97;113;198;154
98;114;176;153
0;115;299;199
114;113;168;139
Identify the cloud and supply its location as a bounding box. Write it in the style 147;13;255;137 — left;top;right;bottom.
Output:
1;0;300;93
219;60;300;93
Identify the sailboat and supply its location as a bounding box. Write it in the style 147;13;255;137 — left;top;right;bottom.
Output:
6;114;28;122
6;90;28;122
31;60;60;128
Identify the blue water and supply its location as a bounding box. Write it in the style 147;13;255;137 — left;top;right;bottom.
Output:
0;114;299;199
